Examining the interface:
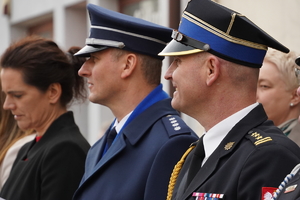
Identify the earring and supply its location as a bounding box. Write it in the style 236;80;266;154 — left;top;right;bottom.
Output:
290;103;294;107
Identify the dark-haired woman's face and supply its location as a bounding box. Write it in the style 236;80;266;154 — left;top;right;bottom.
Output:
1;68;53;132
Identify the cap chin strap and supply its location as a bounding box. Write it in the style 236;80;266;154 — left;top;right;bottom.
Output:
172;30;210;51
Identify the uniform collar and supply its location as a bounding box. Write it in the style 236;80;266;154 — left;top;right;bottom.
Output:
113;84;169;134
112;111;132;134
202;102;259;165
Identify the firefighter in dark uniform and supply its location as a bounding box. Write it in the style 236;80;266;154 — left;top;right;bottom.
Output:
158;0;300;200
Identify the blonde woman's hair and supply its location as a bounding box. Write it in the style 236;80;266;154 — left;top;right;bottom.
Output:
264;48;299;91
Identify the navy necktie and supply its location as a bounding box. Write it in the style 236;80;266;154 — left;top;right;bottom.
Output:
106;127;117;149
186;136;205;185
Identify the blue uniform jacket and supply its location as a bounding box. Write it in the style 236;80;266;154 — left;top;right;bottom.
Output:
73;98;198;200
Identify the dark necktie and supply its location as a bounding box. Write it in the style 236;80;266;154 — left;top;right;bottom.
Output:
106;127;117;149
186;136;205;186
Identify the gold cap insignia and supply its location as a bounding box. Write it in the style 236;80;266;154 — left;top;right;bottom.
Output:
224;142;235;150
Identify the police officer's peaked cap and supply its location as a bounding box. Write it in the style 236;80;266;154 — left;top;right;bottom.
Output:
75;4;172;60
159;0;289;68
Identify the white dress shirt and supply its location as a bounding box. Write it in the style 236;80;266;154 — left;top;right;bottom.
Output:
202;102;259;165
113;111;133;134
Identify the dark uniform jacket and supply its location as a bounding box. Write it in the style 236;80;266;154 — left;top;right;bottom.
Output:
171;104;300;200
0;111;90;200
73;98;199;200
274;163;300;200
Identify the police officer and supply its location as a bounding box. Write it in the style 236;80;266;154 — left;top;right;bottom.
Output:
72;4;198;200
159;0;300;199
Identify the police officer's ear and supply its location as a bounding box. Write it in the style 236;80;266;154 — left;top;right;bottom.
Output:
121;53;138;79
206;55;221;87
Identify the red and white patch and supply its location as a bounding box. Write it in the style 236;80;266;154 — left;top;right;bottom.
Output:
262;187;277;200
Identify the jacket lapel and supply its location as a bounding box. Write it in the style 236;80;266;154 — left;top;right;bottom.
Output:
86;130;108;173
92;134;127;174
80;99;178;188
181;104;268;199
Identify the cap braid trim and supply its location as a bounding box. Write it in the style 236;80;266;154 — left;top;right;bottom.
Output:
91;25;167;45
183;11;267;50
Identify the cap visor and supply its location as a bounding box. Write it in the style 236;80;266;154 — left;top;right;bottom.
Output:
158;39;203;56
74;45;108;57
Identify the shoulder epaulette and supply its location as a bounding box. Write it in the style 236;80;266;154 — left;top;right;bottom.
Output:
162;115;194;137
246;129;273;146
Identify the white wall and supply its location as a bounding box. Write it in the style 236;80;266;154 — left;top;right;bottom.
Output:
219;0;300;53
0;15;10;54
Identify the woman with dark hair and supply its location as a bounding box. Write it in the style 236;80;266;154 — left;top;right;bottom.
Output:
0;36;90;200
0;81;35;191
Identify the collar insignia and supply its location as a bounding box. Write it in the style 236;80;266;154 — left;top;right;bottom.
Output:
224;142;235;150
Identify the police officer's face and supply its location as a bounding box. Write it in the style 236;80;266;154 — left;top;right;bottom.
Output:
164;53;207;117
78;49;124;106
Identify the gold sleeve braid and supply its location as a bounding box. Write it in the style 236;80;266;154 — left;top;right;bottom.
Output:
166;145;195;200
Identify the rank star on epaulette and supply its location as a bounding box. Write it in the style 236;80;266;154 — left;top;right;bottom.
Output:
224;142;235;150
168;116;181;131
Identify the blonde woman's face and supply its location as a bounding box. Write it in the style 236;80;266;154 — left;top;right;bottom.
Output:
257;61;294;126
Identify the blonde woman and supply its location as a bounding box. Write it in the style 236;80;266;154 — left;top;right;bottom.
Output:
257;48;300;144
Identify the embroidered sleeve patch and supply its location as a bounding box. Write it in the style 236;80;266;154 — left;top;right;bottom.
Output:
262;187;277;200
